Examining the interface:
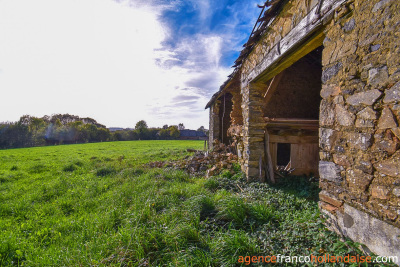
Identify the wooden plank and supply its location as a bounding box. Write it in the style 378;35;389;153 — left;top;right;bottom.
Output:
264;130;276;184
242;0;347;86
263;72;284;105
269;135;318;144
265;118;319;123
269;142;278;171
291;143;319;175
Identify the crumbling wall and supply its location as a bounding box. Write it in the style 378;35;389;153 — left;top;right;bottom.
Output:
319;0;400;257
239;0;324;180
208;101;220;150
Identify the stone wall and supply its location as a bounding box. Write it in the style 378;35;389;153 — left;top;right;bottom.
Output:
318;0;400;255
208;102;220;150
229;0;400;257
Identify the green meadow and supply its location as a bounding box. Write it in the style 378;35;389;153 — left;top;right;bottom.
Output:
0;141;388;266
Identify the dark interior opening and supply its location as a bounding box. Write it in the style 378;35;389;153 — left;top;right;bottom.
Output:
263;46;323;119
277;143;291;166
218;93;233;145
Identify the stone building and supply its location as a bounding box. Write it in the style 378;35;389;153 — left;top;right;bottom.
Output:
206;0;400;258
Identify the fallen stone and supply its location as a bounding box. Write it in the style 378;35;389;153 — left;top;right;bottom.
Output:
378;107;398;129
346;89;382;106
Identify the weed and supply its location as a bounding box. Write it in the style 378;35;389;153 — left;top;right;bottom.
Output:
96;166;116;177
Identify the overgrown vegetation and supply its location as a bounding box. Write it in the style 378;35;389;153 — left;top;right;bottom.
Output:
0;141;395;266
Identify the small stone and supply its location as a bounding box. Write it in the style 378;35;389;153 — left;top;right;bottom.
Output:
384;209;398;221
373;152;400;177
320;128;336;150
357;107;377;120
321;84;341;98
333;154;351;167
392;187;400;197
319;161;342;182
371;185;390;199
320;100;335;126
348;132;372;150
319;191;343;207
335;146;345;153
343;18;355;33
372;0;391;12
346;89;382;106
355;160;373;174
322;62;343;83
378;107;398;129
370;44;381;52
355;119;374;128
383;81;400;103
346;169;373;192
375;139;398;154
368;66;389;88
319;202;338;213
335;105;355;126
391;128;400;139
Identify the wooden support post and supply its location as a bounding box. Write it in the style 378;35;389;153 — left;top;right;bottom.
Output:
264;130;276;184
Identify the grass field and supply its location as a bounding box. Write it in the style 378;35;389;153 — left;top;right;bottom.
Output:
0;140;390;266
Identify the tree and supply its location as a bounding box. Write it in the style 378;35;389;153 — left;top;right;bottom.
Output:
197;126;206;132
135;120;148;131
135;120;149;140
169;126;180;139
178;123;185;130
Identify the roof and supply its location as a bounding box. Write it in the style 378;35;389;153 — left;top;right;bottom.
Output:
205;0;287;109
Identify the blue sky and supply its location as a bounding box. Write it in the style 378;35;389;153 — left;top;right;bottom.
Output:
0;0;261;129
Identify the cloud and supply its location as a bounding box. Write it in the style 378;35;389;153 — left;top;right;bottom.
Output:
0;0;261;129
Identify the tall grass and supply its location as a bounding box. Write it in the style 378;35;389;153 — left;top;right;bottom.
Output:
0;141;395;266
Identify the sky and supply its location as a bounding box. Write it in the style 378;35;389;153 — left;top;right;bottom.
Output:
0;0;262;129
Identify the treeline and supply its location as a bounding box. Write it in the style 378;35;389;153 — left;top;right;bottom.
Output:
0;114;205;149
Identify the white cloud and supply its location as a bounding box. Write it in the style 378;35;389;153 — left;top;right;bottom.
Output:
0;0;255;129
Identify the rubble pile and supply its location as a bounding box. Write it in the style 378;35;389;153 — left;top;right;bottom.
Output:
147;140;239;177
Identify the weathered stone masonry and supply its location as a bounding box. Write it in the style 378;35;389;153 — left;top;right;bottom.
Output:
207;0;400;258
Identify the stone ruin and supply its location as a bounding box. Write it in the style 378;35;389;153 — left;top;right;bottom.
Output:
148;140;239;177
206;0;400;259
